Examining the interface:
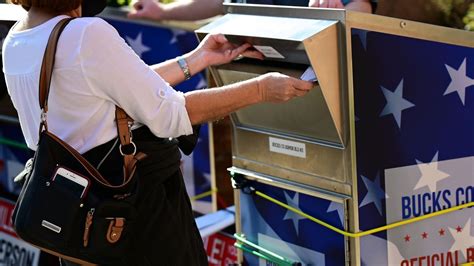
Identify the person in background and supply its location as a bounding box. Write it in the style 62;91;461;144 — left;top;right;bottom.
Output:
128;0;374;21
309;0;373;13
128;0;221;21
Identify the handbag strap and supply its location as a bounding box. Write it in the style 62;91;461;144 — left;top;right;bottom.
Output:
38;17;138;183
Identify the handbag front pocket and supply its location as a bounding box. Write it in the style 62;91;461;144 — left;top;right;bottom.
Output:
80;201;136;262
21;181;85;249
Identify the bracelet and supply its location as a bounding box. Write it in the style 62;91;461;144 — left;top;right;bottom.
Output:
177;56;191;80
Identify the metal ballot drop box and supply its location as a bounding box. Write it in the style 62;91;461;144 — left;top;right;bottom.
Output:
197;5;351;193
197;3;474;266
196;4;354;265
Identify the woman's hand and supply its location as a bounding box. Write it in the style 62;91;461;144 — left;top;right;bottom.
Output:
193;33;264;67
128;0;165;20
256;72;314;103
309;0;344;8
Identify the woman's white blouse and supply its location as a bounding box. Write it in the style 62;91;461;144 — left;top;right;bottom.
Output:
2;15;193;153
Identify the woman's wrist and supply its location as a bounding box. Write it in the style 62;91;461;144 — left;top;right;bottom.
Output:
182;50;208;78
255;75;265;103
177;56;191;80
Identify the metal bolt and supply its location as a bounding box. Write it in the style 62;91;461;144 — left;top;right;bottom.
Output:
46;181;50;186
400;21;407;28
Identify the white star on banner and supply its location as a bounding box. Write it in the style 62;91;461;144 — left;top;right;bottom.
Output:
283;192;305;235
444;58;474;105
379;79;415;129
359;173;388;216
126;32;151;58
169;29;188;44
448;218;473;259
413;152;450;192
326;201;344;226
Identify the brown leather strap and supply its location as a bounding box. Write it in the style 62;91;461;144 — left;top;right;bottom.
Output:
39;18;73;113
115;107;135;182
39;18;138;185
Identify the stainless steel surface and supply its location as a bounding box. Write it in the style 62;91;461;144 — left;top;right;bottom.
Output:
197;4;351;196
224;3;345;22
198;13;337;41
228;167;350;203
197;13;337;65
196;7;347;146
231;130;351;195
215;66;340;145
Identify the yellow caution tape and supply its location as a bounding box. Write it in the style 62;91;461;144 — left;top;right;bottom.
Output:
255;190;473;238
191;188;217;201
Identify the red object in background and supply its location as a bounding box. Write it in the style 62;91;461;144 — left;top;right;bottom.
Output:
205;232;238;266
0;198;17;237
0;159;4;172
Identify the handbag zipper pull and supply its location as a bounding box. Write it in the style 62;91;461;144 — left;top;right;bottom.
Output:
83;208;95;247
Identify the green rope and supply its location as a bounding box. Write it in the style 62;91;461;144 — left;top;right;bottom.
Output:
0;137;28;150
234;233;298;266
235;243;293;266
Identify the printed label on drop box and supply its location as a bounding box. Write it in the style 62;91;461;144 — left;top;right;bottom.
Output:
269;137;306;158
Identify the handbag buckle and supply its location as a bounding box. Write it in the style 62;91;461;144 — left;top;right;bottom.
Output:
119;121;136;156
106;218;125;244
40;109;47;122
119;141;137;156
39;109;48;132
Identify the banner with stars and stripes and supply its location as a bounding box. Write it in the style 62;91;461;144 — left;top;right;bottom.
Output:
351;28;473;265
104;18;212;213
239;179;346;265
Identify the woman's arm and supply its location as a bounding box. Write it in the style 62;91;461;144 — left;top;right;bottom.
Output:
345;0;372;13
149;51;207;87
128;0;223;21
309;0;372;12
151;34;262;86
81;19;312;137
184;73;313;125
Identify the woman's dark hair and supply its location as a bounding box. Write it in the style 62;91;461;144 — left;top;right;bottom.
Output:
10;0;83;13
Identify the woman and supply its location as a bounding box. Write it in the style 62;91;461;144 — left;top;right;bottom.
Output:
2;0;313;265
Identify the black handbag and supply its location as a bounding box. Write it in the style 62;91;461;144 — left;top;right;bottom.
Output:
12;18;147;265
